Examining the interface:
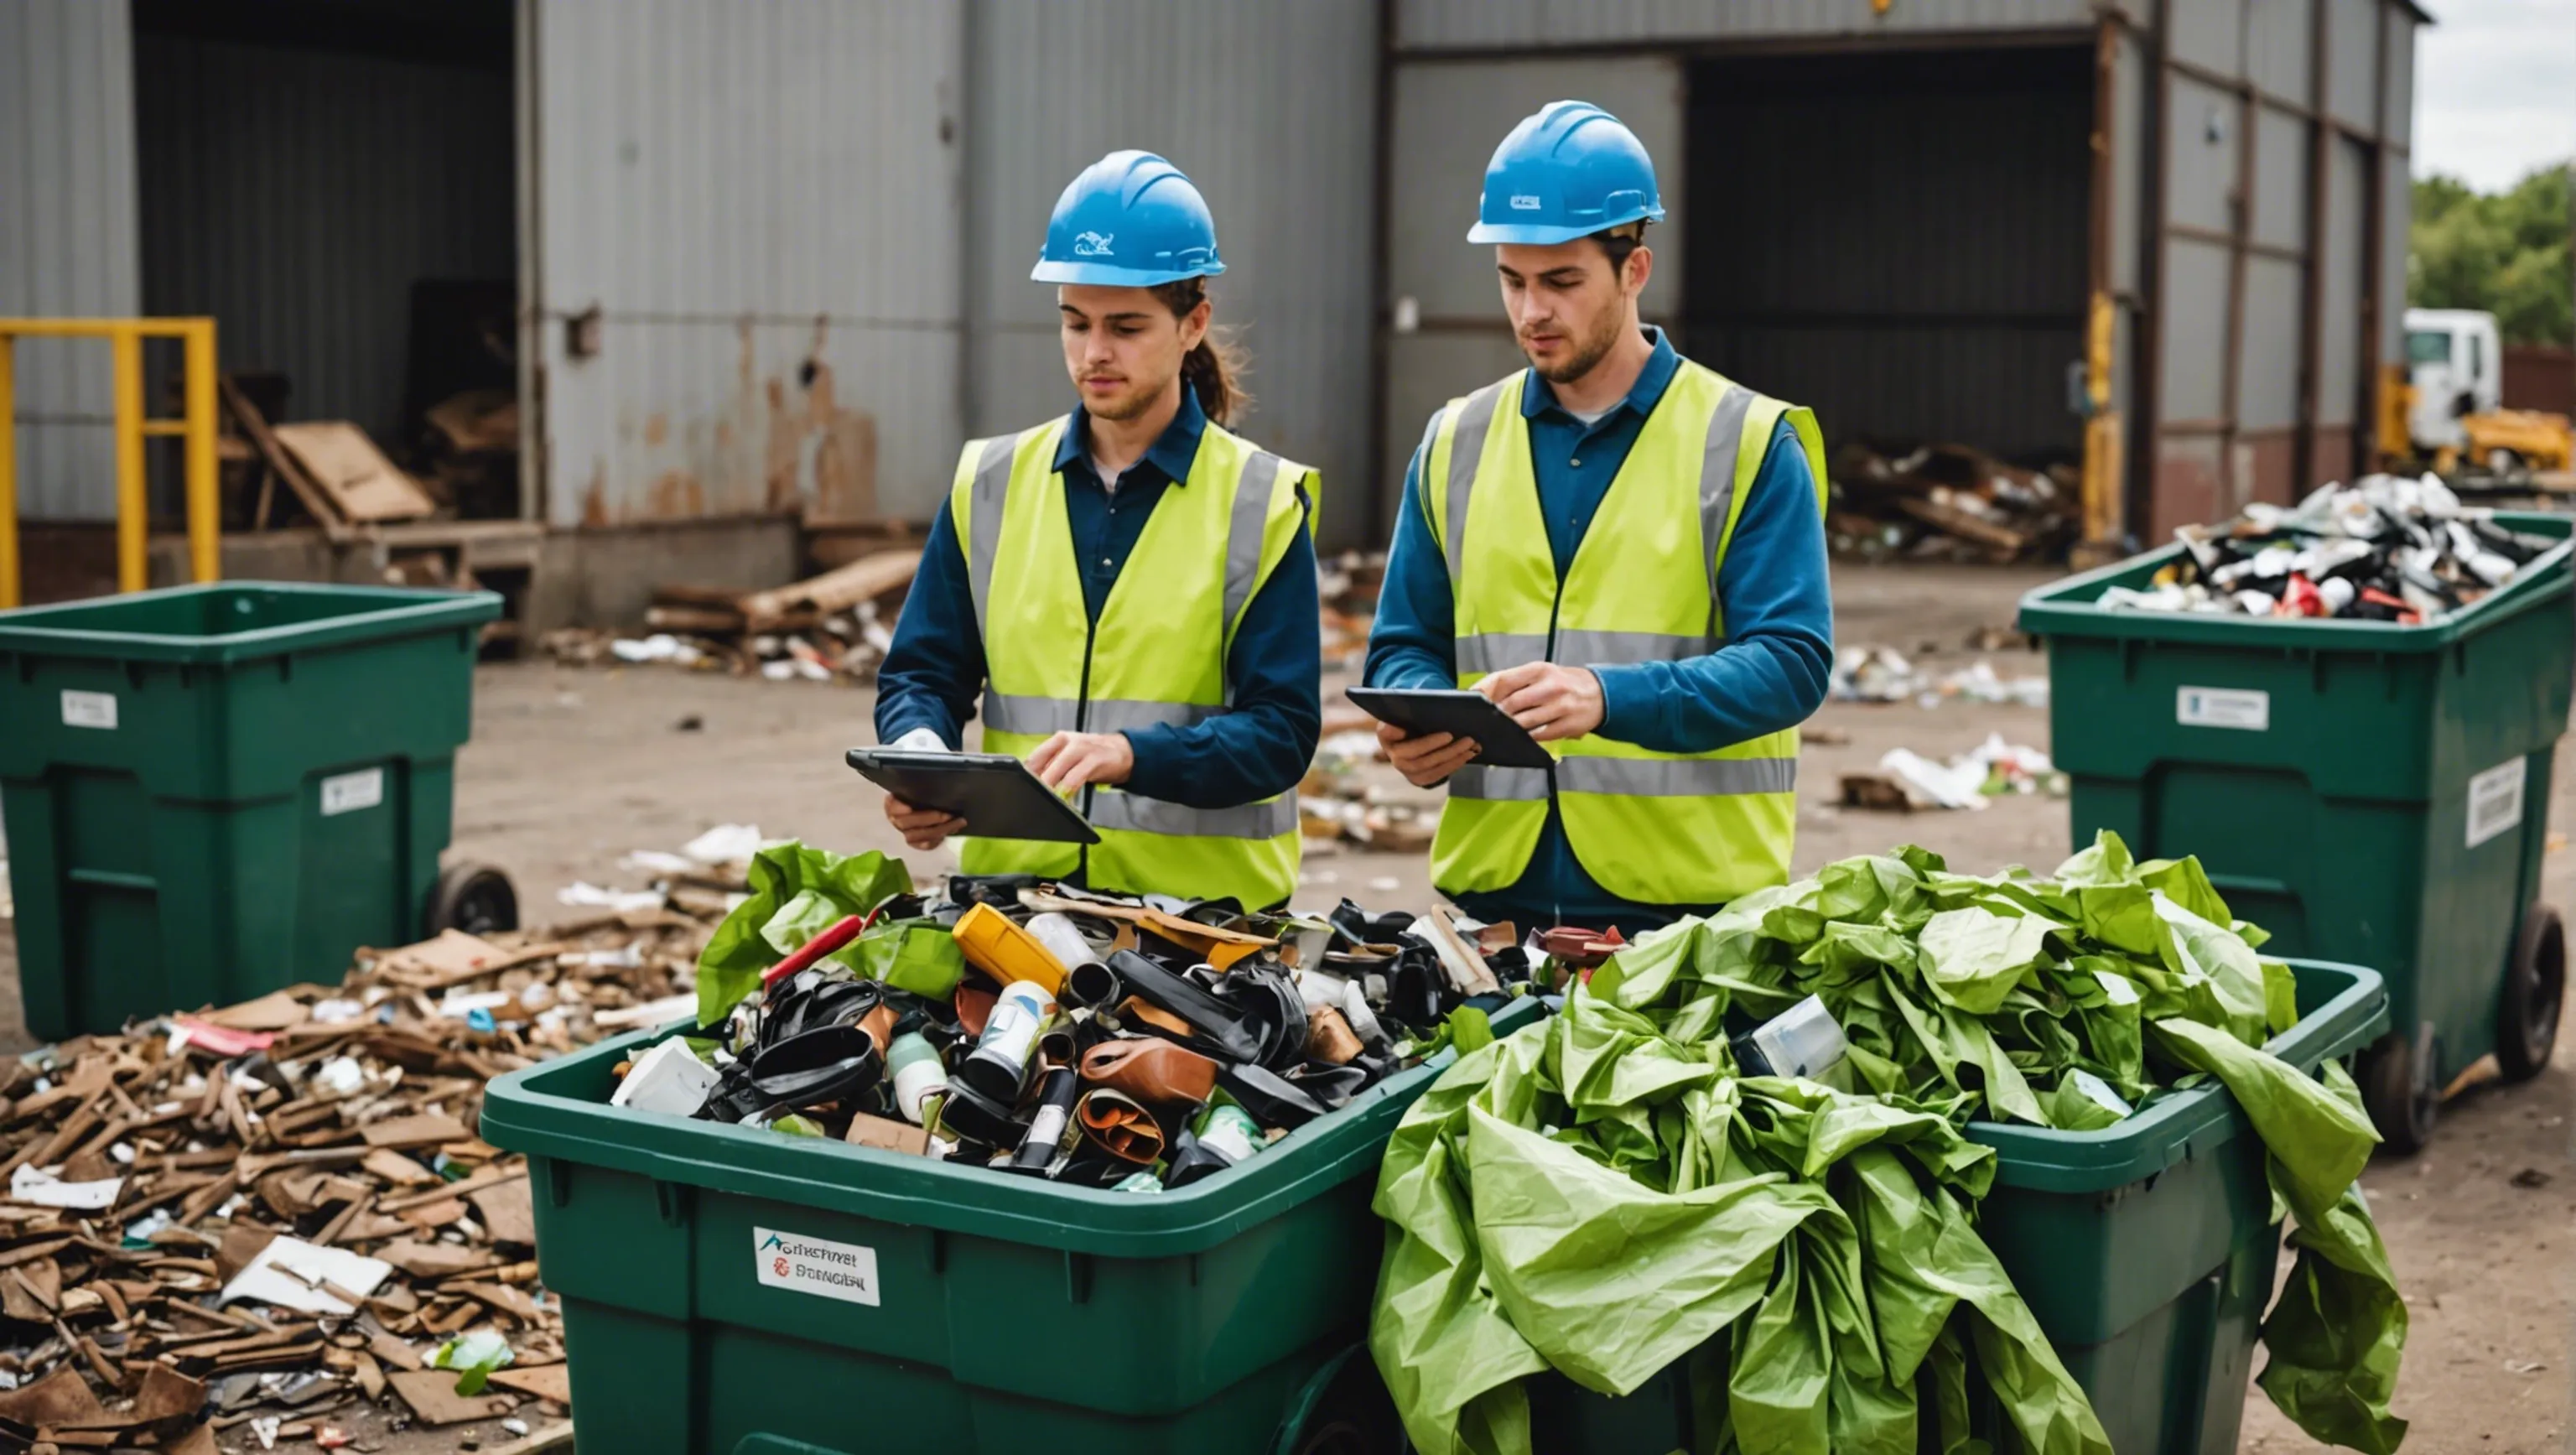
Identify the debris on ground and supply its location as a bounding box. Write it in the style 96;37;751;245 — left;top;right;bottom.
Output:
1828;442;2078;564
1318;552;1385;673
2099;474;2556;622
617;843;1545;1191
1298;713;1438;856
1830;646;2049;709
0;883;730;1450
539;552;921;685
1841;734;2063;811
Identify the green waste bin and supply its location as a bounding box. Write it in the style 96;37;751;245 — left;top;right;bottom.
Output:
2018;512;2573;1150
0;582;509;1039
1510;959;2386;1455
478;997;1549;1455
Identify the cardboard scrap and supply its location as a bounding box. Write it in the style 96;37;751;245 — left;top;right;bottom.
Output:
199;990;314;1033
486;1364;572;1404
468;1178;538;1245
361;1113;473;1149
221;1237;393;1317
387;1368;516;1426
0;1367;106;1426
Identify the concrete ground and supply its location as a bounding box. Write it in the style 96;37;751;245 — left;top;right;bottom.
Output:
0;559;2568;1452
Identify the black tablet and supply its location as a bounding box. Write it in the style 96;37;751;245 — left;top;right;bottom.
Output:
845;748;1102;844
1343;688;1556;770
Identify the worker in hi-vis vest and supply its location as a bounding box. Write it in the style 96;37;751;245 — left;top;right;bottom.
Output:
873;151;1321;910
1366;101;1834;933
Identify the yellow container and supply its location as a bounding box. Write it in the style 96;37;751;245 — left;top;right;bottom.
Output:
951;902;1070;996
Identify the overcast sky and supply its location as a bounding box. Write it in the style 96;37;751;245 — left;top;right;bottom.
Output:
2411;0;2576;190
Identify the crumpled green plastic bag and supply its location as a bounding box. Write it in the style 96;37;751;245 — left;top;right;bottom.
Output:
694;841;911;1026
1374;831;2406;1454
1370;989;2110;1455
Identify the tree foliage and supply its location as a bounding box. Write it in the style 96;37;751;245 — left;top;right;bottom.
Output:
2412;163;2573;347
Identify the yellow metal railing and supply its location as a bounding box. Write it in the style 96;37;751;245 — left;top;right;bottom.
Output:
0;317;220;609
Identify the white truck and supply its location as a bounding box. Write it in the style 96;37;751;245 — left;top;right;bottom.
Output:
2402;308;2571;476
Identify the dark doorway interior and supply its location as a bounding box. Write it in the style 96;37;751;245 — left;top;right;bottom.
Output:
1684;44;2095;468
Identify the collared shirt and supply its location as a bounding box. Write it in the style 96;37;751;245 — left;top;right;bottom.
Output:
1364;326;1836;933
875;385;1322;813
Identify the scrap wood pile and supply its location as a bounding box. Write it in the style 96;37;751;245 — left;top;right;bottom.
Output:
215;377;441;539
609;842;1541;1191
538;548;921;684
1829;442;2079;564
2102;473;2556;622
0;904;720;1452
1371;832;2403;1455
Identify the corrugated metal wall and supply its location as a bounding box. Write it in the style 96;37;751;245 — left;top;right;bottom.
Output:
963;0;1379;548
0;0;141;522
1394;0;2097;50
528;0;965;528
1684;47;2094;462
134;34;514;440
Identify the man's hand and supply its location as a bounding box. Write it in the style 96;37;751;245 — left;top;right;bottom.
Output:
1476;663;1605;741
885;795;965;852
1027;730;1136;795
1379;721;1480;787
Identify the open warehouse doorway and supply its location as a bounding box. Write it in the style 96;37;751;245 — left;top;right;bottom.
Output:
1682;44;2099;554
129;0;522;531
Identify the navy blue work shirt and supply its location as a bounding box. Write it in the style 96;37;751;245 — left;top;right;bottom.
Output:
875;385;1323;812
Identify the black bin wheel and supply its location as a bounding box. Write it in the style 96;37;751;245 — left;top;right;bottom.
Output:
2360;1025;2438;1156
427;860;519;938
2498;903;2565;1083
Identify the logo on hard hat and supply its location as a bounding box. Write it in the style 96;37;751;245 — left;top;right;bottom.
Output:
1509;195;1542;211
1073;231;1116;257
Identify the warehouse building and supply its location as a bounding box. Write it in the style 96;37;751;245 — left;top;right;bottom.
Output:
3;0;2422;621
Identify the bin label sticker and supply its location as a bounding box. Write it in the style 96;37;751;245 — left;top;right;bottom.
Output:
2467;757;2527;849
60;691;117;730
754;1227;880;1306
2175;686;2268;731
319;768;385;817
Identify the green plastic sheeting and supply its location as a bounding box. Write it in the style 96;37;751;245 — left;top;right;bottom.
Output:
693;841;916;1026
1370;834;2405;1455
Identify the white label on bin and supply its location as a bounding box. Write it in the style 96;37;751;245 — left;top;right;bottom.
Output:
2175;686;2269;731
2467;757;2527;849
60;690;117;730
754;1227;880;1306
319;767;385;817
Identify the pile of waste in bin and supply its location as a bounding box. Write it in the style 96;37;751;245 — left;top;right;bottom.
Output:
1372;832;2403;1455
614;842;1535;1191
0;909;705;1451
2101;472;2556;622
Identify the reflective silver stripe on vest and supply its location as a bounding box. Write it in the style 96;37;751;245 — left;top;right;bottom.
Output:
965;433;1018;639
1447;764;1551;801
1089;789;1299;840
1555;629;1720;665
1455;631;1550;677
1698;386;1758;621
1223;452;1284;639
1555;756;1797;797
980;693;1219;736
1441;382;1509;584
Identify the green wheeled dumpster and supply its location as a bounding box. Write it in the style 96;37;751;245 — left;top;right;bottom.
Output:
0;582;512;1039
1489;959;2387;1455
2018;512;2572;1151
478;998;1549;1455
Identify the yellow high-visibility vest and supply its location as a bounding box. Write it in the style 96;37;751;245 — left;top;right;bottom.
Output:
948;416;1311;907
1421;361;1826;906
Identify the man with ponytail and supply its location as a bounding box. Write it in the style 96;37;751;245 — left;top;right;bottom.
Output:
1365;102;1834;933
873;151;1321;909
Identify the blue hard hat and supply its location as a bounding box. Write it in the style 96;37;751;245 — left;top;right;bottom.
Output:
1467;101;1666;245
1032;150;1226;286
